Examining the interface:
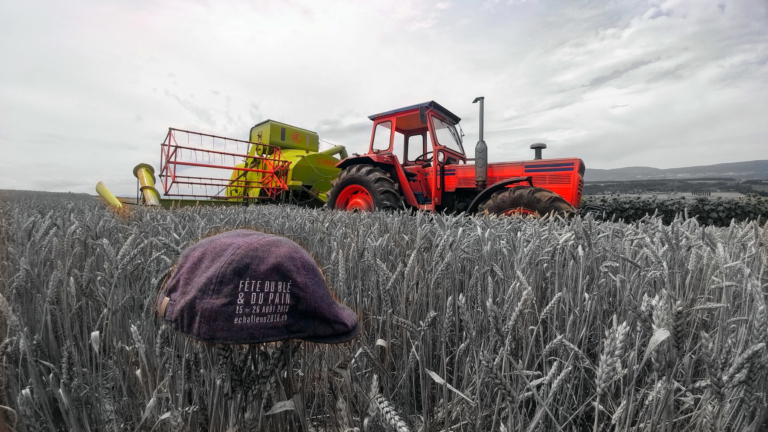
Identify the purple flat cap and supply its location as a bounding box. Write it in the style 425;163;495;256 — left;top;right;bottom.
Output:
156;229;360;344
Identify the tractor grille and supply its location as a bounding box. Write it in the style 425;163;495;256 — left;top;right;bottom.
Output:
532;174;571;187
545;175;571;185
576;178;584;204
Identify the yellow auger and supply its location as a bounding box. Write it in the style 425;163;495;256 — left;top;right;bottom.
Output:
95;181;123;209
133;163;161;206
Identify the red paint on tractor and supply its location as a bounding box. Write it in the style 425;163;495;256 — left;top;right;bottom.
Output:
445;158;584;207
335;184;375;212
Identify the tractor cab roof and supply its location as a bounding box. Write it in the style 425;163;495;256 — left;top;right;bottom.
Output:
368;101;461;125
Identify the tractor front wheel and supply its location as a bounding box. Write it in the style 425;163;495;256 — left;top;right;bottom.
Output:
478;186;574;217
328;165;401;212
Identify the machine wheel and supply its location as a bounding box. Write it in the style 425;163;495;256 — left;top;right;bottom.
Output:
478;186;574;217
328;164;402;212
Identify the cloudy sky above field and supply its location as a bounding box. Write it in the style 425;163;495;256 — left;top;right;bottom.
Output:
1;0;767;194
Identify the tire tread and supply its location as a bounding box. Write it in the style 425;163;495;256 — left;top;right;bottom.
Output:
328;164;401;211
478;186;574;216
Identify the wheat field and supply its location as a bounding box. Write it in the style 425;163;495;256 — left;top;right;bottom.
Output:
1;190;767;431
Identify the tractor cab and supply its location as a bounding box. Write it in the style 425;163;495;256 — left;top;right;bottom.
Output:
336;101;466;211
367;101;465;164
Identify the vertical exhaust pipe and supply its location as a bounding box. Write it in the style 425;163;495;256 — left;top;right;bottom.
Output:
473;97;487;190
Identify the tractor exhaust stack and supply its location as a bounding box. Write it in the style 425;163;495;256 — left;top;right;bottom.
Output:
473;96;487;190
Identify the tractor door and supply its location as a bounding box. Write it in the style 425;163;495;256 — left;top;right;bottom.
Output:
428;113;466;209
400;132;431;205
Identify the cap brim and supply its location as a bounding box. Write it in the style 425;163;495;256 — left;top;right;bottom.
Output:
300;302;361;345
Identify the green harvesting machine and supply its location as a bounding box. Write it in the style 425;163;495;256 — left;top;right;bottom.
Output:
225;120;348;204
109;120;348;209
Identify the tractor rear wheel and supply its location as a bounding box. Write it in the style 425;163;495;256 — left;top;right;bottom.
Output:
328;164;401;212
478;186;574;217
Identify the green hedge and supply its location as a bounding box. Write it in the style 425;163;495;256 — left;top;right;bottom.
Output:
582;194;768;226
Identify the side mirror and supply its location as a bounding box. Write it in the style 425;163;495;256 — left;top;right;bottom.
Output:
419;106;427;124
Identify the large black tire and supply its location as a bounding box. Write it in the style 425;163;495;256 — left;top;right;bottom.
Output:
478;186;574;216
327;164;401;211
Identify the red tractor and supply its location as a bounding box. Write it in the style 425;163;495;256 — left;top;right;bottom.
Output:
327;98;584;216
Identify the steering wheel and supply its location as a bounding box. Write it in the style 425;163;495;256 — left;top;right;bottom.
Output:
414;151;433;164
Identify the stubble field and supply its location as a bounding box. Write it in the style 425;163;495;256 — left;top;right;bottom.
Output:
1;190;767;431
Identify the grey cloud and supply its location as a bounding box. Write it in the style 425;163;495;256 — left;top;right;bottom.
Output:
586;60;654;87
499;95;582;123
645;8;669;20
314;115;371;153
316;121;370;139
164;89;216;127
249;102;261;120
315;112;368;133
1;0;767;195
643;63;688;84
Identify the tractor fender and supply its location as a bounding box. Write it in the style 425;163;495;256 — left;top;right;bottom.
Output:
336;154;419;208
337;155;377;170
466;176;534;214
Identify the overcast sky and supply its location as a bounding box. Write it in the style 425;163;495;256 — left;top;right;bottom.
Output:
1;0;766;195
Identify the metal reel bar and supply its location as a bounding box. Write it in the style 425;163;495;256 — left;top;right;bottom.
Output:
158;128;290;200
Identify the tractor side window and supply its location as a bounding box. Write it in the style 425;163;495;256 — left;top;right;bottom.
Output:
371;121;392;152
393;130;405;162
407;134;424;161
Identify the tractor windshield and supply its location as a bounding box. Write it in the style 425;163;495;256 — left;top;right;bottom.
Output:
432;116;464;155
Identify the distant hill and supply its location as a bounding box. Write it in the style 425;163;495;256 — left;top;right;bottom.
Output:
585;160;768;182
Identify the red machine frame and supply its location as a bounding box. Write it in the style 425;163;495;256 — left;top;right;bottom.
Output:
158;128;291;201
